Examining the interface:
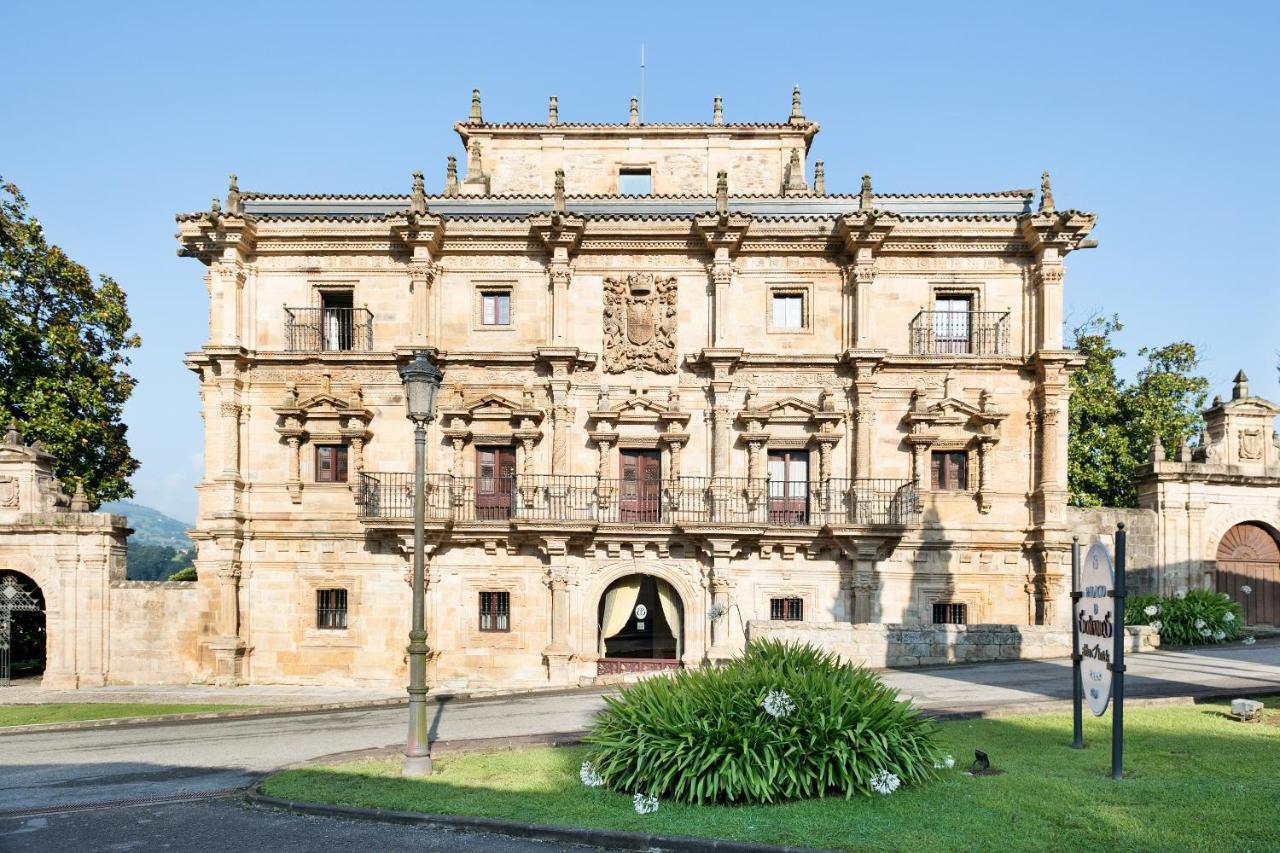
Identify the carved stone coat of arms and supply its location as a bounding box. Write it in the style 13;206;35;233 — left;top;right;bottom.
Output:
1239;428;1263;461
603;273;677;374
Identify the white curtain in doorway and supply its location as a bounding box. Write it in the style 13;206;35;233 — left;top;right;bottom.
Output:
599;577;642;654
655;579;682;660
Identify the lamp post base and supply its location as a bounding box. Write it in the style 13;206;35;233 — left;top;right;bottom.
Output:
402;754;433;777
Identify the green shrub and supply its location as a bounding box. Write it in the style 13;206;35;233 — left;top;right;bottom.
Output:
166;566;197;582
585;640;942;804
1125;589;1243;645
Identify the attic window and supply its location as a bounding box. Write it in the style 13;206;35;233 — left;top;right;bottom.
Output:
618;168;652;195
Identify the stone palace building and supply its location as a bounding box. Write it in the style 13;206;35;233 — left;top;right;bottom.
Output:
165;89;1106;689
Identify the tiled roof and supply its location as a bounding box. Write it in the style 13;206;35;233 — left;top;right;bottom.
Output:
237;193;1033;220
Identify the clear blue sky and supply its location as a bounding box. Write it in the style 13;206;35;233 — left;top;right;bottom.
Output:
4;2;1277;522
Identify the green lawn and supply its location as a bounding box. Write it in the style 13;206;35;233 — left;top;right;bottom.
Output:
262;701;1280;852
0;703;256;727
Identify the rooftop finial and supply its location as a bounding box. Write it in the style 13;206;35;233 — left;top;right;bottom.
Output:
548;95;558;126
1233;369;1249;400
226;173;242;214
444;156;459;196
553;168;566;215
410;170;427;215
70;481;89;512
713;96;723;126
1150;433;1165;462
813;160;825;195
784;148;808;194
789;85;805;124
469;88;483;124
629;96;639;126
716;170;728;218
209;196;221;215
859;174;873;210
3;422;19;445
1039;171;1055;213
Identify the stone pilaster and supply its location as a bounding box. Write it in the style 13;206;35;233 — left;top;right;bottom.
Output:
540;537;574;682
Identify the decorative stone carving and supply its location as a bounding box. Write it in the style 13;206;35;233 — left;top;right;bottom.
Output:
0;475;17;508
602;273;677;374
1239;429;1263;461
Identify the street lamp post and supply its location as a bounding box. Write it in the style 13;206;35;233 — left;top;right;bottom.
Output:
399;350;443;777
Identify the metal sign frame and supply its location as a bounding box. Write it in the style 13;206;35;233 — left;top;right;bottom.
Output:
1069;525;1127;779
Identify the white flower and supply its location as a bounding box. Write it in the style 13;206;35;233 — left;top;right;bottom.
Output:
1213;630;1226;641
1200;628;1212;637
1223;612;1235;623
633;792;659;815
1143;605;1159;617
1194;619;1206;629
761;690;796;718
579;761;604;788
1150;620;1163;630
1241;585;1252;595
1221;592;1231;601
707;604;727;622
933;754;956;770
1243;636;1257;646
870;770;901;795
1175;589;1187;599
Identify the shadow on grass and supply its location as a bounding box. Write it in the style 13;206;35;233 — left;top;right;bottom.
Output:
263;703;1280;853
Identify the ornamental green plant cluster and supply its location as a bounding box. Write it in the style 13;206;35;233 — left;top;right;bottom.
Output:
585;640;942;805
1125;589;1244;646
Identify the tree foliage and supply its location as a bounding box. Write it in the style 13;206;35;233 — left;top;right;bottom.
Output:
1068;316;1208;507
125;544;194;581
0;177;140;506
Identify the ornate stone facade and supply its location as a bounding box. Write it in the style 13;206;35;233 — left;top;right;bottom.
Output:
167;91;1110;688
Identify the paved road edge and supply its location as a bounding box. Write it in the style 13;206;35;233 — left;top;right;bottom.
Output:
245;786;823;853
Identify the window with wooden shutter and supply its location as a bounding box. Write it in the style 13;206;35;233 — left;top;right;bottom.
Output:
931;450;967;491
315;444;349;483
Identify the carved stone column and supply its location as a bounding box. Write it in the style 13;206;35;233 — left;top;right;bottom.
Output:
851;543;881;623
850;262;876;349
208;537;247;685
220;402;242;477
285;436;302;503
410;262;439;347
976;435;998;514
710;262;733;347
541;537;574;682
704;539;736;661
552;404;572;474
550;267;572;343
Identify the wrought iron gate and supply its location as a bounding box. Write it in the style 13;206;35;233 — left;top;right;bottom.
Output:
0;576;42;686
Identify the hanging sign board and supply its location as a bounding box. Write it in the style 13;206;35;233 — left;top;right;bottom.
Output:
1077;543;1116;716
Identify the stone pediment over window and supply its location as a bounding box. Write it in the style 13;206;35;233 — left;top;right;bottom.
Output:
736;388;844;438
902;387;1007;513
441;393;544;445
272;377;373;503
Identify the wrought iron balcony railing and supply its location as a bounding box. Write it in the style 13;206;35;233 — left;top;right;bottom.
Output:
284;306;374;352
909;310;1010;356
356;473;920;527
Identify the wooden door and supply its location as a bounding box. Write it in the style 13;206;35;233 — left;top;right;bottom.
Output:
767;450;809;525
1216;523;1280;626
620;450;661;522
476;447;516;519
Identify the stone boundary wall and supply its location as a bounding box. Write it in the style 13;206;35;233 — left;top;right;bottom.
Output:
747;621;1160;668
106;579;211;684
1067;506;1159;595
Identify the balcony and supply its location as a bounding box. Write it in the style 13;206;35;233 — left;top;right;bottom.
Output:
356;473;919;528
284;306;374;352
909;310;1010;356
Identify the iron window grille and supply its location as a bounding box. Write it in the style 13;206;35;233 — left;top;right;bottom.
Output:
479;591;510;632
316;588;348;630
932;602;967;625
770;597;804;621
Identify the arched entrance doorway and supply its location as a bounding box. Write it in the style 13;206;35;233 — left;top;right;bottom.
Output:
597;574;683;675
0;572;46;686
1216;523;1280;626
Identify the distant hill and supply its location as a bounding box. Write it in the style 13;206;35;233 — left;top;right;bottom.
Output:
99;500;193;550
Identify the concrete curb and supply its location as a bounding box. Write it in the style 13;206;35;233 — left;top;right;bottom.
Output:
0;683;616;737
245;786;824;853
